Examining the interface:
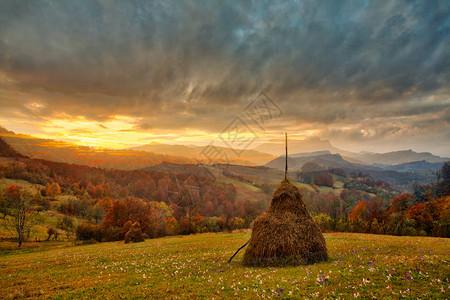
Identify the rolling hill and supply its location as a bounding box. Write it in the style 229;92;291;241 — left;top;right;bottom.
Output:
0;136;26;158
264;151;439;189
254;136;448;167
374;160;444;173
351;149;448;165
265;152;379;172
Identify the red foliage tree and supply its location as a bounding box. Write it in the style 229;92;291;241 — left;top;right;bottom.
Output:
407;202;440;233
389;193;413;213
313;173;334;187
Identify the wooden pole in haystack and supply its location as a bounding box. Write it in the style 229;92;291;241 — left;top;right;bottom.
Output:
285;132;288;180
228;133;290;263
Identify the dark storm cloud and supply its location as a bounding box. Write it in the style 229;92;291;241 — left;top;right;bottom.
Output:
0;0;449;139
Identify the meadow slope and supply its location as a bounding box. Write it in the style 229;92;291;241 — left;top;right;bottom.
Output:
0;233;448;299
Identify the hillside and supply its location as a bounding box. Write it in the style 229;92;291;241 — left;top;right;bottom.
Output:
0;232;448;299
0;137;26;158
0;126;274;169
375;160;444;173
351;149;448;165
0;126;197;170
1;125;448;171
254;136;448;167
265;152;378;172
264;151;441;189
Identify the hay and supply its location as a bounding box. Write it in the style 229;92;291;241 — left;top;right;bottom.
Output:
243;179;327;266
124;222;145;244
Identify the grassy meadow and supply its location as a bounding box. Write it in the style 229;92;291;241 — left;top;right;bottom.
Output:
0;232;448;299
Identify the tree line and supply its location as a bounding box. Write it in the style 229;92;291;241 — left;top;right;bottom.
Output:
0;157;448;249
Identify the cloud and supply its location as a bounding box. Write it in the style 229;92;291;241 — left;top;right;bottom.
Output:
0;0;449;154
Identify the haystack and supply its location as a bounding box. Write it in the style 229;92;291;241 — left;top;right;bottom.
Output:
124;222;145;244
242;179;327;266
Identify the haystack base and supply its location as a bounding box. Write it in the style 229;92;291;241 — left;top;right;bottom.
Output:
243;179;328;266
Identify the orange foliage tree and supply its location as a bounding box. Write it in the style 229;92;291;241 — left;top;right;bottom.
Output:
46;182;61;197
349;199;368;222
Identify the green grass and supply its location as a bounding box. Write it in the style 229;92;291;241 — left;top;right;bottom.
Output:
0;210;78;241
218;176;263;192
0;232;448;299
0;178;44;195
293;181;345;196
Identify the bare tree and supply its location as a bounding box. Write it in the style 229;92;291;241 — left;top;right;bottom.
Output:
1;186;35;249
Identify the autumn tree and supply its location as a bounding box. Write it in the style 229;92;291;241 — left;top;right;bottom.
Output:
407;201;442;235
349;200;368;222
86;204;105;224
313;173;334;188
436;161;450;196
46;182;61;198
366;196;385;219
47;227;57;241
76;223;103;242
1;186;35;249
165;217;179;235
389;193;413;213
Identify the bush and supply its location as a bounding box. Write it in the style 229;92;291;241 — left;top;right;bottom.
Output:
58;197;90;217
204;217;220;232
58;216;75;232
369;219;384;234
229;217;246;230
335;218;349;232
165;217;180;236
47;227;57;241
313;174;334;188
102;226;122;242
76;223;103;242
313;213;333;231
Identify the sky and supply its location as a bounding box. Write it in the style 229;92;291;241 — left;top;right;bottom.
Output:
0;0;449;156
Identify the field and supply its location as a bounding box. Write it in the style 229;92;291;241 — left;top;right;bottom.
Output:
0;233;448;299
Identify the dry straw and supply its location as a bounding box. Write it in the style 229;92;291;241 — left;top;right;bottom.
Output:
242;178;328;266
124;222;145;244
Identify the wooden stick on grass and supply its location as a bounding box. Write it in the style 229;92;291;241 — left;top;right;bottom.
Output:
228;239;251;263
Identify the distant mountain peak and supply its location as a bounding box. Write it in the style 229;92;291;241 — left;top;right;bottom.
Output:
0;125;15;135
0;137;26;158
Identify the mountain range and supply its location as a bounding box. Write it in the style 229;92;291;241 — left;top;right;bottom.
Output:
256;136;447;165
265;152;378;171
0;125;447;174
129;143;274;166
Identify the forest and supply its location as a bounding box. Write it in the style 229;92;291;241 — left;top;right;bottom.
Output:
1;149;448;250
